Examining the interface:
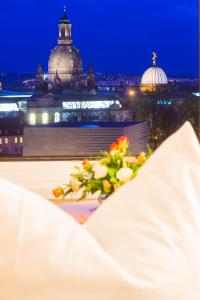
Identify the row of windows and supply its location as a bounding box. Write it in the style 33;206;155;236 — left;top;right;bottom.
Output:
29;112;61;125
0;137;23;144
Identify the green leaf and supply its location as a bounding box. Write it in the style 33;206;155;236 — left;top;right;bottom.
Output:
110;177;118;184
108;167;117;178
147;145;153;157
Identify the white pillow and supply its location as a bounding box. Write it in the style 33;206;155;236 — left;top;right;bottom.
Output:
86;122;200;299
0;177;133;300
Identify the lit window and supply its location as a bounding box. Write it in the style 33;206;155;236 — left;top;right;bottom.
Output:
62;100;122;110
5;138;8;144
0;138;2;144
20;137;23;144
14;137;18;144
0;103;19;112
29;113;36;125
42;112;49;124
54;112;60;123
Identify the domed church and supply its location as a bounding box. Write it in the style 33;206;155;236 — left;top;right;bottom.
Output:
140;52;168;93
48;7;84;91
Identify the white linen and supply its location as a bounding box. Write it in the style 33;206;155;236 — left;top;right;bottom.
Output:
0;177;133;300
86;122;200;299
1;121;200;299
0;160;80;199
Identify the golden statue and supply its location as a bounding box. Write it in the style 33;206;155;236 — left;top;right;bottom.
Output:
152;52;157;66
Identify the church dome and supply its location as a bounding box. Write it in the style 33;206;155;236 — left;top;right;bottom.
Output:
48;8;83;90
48;45;83;86
140;52;168;93
141;67;168;85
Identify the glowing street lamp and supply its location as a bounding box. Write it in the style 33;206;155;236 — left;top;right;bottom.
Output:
129;89;136;97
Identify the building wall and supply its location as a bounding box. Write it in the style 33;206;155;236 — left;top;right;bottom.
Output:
23;123;149;157
0;135;23;155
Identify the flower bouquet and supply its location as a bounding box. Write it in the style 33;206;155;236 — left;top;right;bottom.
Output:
53;136;151;202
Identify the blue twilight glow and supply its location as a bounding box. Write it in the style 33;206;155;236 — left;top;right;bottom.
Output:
0;0;198;74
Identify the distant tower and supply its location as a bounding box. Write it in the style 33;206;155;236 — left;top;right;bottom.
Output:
58;6;72;46
36;65;43;80
36;65;44;91
48;6;83;90
36;65;49;93
87;63;96;91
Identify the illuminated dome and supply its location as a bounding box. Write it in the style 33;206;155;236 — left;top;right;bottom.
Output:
141;67;168;85
48;45;83;86
141;52;168;92
48;8;83;90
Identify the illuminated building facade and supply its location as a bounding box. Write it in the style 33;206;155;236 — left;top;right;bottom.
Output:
27;94;63;125
26;93;131;124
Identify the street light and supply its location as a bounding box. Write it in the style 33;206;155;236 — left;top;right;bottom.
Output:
129;89;136;97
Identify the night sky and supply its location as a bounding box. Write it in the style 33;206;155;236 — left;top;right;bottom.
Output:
0;0;198;76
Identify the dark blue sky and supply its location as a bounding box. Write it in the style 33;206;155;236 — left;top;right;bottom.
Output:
0;0;198;75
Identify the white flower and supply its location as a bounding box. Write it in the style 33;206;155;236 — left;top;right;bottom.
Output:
116;167;133;182
70;177;81;192
93;164;108;180
124;156;138;164
83;171;92;180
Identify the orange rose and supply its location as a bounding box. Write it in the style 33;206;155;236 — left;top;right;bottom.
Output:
117;135;129;151
117;135;128;143
53;187;64;198
82;159;91;169
110;142;119;153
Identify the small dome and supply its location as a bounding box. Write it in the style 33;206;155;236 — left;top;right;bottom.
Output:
141;67;168;85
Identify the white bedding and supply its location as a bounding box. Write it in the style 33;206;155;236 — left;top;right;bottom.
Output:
0;122;200;299
0;177;133;300
86;122;200;299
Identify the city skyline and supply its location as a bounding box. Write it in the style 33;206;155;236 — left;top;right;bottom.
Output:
0;0;198;76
